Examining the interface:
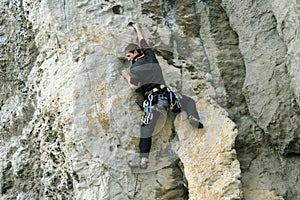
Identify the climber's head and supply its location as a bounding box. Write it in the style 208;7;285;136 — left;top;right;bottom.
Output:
124;43;141;61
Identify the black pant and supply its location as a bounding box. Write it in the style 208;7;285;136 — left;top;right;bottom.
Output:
139;94;200;158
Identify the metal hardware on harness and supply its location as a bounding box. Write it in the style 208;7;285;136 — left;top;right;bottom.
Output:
141;94;153;125
167;87;173;110
167;87;182;111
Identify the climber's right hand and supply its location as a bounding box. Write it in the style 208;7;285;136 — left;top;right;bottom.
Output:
128;22;141;30
132;22;141;30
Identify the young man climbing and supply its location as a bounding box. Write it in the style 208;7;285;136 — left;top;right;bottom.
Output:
121;22;203;169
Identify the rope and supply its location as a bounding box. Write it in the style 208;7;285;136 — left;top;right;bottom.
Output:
132;168;140;200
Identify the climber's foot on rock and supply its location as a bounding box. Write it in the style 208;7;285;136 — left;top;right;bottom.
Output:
189;115;204;129
128;157;149;169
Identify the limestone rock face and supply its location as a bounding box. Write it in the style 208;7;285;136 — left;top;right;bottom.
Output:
0;0;299;200
174;99;241;200
220;0;300;199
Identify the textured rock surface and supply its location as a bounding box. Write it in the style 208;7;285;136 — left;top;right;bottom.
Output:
0;0;299;199
174;98;241;200
220;0;300;199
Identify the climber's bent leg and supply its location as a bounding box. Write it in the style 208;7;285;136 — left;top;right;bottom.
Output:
179;94;203;128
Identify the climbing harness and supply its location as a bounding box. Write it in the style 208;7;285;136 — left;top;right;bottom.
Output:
145;84;166;96
140;84;182;126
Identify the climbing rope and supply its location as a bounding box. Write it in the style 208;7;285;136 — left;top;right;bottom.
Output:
132;168;140;200
132;173;139;199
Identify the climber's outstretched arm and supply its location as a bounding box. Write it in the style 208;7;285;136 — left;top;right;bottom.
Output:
131;22;149;50
132;23;144;42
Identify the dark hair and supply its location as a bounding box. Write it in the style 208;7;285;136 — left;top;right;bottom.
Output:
124;43;141;54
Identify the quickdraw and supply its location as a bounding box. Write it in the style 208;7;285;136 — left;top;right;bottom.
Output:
167;87;173;110
141;94;153;125
167;87;181;112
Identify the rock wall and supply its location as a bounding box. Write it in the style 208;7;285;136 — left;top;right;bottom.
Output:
220;0;300;199
0;0;299;200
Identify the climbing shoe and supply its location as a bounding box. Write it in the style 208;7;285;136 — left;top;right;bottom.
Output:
128;158;149;169
189;115;204;129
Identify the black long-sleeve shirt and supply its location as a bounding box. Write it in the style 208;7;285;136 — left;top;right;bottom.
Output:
130;39;166;94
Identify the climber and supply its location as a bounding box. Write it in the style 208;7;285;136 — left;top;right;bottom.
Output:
121;22;203;169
